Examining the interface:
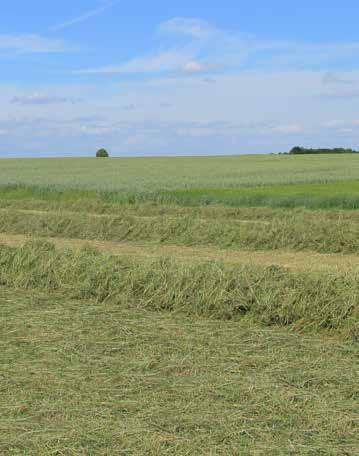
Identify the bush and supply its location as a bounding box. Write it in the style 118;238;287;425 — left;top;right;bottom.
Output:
96;149;109;158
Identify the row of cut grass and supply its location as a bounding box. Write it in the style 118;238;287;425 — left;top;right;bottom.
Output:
0;208;357;253
2;196;359;223
0;240;357;337
1;232;358;273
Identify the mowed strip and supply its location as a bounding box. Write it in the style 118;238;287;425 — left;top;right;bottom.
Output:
0;233;358;273
0;207;271;225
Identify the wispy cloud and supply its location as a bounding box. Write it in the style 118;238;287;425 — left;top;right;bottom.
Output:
158;17;216;40
76;18;223;76
319;89;359;100
11;93;81;105
51;1;120;32
322;72;356;85
0;34;70;53
75;17;359;78
267;124;304;135
76;50;202;75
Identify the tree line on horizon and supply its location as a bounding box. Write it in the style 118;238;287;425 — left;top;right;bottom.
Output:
289;146;359;155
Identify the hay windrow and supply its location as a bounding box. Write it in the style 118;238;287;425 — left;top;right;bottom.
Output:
0;241;357;337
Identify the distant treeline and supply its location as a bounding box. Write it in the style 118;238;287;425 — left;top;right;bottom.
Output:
289;146;359;155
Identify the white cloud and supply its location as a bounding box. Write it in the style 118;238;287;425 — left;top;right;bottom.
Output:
78;125;115;135
3;67;359;155
325;119;359;130
269;124;304;135
75;17;359;79
75;17;224;76
77;49;196;75
182;61;217;74
0;34;70;53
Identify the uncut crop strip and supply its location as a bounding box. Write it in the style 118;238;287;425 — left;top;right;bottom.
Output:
0;233;358;273
1;195;359;224
0;155;359;192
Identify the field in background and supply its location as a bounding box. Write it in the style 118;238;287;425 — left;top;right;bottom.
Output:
0;155;358;454
1;155;359;209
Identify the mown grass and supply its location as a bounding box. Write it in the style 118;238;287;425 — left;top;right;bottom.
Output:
0;241;357;337
0;287;358;455
0;207;357;253
0;157;358;454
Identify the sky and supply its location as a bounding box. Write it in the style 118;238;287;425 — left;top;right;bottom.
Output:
2;0;359;157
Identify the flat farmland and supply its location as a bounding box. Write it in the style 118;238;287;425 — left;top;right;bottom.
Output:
0;155;358;455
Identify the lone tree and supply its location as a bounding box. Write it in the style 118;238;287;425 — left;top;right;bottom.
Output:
96;148;109;158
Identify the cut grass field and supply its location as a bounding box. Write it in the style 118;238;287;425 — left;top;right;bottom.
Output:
0;155;358;454
1;232;358;273
0;241;357;337
1;288;358;455
0;206;357;253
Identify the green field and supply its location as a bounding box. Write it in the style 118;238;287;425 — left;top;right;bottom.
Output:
3;155;359;190
0;155;358;454
1;155;359;209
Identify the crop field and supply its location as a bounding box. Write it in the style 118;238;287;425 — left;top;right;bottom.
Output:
0;155;358;455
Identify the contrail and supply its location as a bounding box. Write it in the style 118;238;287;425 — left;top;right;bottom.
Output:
51;1;119;32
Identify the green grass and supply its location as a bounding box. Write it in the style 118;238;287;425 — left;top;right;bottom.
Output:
0;287;357;455
0;155;359;209
1;180;359;210
0;155;358;191
158;181;359;209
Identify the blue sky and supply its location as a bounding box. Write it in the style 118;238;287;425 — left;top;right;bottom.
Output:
2;1;359;156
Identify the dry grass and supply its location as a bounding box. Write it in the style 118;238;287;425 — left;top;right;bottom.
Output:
0;207;358;254
0;233;358;273
0;240;357;337
0;288;357;455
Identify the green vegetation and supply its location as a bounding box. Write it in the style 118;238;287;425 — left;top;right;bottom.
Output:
0;155;358;192
0;155;358;454
0;179;359;209
96;148;109;158
158;180;359;209
290;146;359;154
0;154;358;209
